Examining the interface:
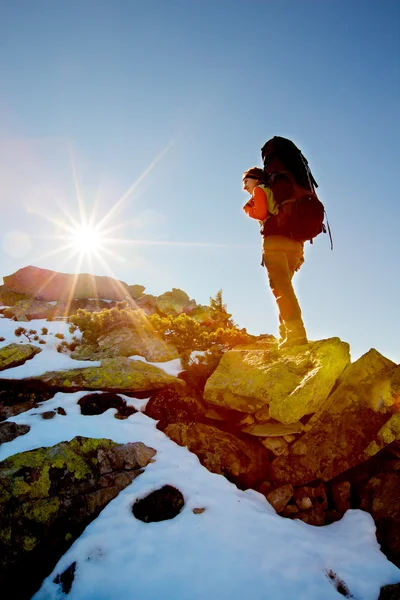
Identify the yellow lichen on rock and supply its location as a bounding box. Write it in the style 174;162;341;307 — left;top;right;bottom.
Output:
204;338;350;423
37;357;185;392
0;343;41;371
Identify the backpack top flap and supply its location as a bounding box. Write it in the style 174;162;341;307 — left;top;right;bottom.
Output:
261;136;318;192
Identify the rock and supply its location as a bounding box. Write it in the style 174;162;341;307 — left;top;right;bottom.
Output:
4;266;129;301
34;357;185;393
156;288;191;315
193;507;205;514
78;392;137;419
379;583;400;599
162;422;268;488
0;436;156;599
0;422;30;444
266;484;294;513
294;483;328;511
269;349;397;486
144;386;206;424
261;437;289;457
281;504;300;517
294;506;326;526
254;405;271;422
0;343;42;372
127;285;146;299
331;481;351;513
70;344;113;361
203;338;350;421
295;496;312;510
243;422;303;437
54;562;76;594
135;294;157;314
132;485;184;522
359;471;400;568
366;412;400;458
0;285;29;307
3;299;53;320
97;321;179;362
41;411;56;420
0;379;54;421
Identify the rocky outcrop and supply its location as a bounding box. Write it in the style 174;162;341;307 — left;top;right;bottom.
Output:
162;421;268;488
4;266;130;302
0;436;156;599
269;350;398;486
97;323;179;362
204;338;350;422
156;288;193;315
0;343;42;371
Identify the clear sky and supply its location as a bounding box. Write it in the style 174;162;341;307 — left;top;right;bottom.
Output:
1;0;399;363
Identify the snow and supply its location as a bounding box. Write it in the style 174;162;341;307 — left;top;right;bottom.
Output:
0;315;399;599
129;354;183;376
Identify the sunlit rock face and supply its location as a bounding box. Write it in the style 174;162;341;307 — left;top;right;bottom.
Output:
203;337;350;422
0;436;156;600
4;265;130;301
269;349;398;486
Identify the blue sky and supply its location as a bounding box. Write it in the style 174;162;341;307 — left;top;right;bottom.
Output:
1;0;399;363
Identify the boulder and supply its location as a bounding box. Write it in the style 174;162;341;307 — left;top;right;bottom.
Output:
127;284;146;299
0;436;156;599
0;379;54;421
97;322;179;362
204;338;350;422
3;299;53;321
144;386;206;424
266;484;294;513
34;357;185;393
0;285;29;307
156;288;191;315
162;421;268;488
0;343;42;372
0;422;30;444
269;349;398;486
3;266;129;302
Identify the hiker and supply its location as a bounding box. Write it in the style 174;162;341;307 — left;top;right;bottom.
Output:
242;166;307;349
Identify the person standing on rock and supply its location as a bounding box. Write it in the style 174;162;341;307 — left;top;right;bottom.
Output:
242;166;307;349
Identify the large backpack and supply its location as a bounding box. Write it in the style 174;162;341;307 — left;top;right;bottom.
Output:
260;136;331;246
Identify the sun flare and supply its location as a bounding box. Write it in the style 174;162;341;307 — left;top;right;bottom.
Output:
70;224;103;254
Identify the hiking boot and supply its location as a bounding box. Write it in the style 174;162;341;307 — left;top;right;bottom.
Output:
278;320;308;350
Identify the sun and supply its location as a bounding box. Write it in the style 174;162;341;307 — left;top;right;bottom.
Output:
70;224;103;255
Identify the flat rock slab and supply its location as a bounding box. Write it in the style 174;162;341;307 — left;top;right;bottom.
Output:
34;357;185;393
0;343;42;372
204;338;350;423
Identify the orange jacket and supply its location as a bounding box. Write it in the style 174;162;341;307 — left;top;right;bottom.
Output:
243;186;269;221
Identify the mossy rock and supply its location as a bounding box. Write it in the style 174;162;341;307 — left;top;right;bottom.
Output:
0;343;42;372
